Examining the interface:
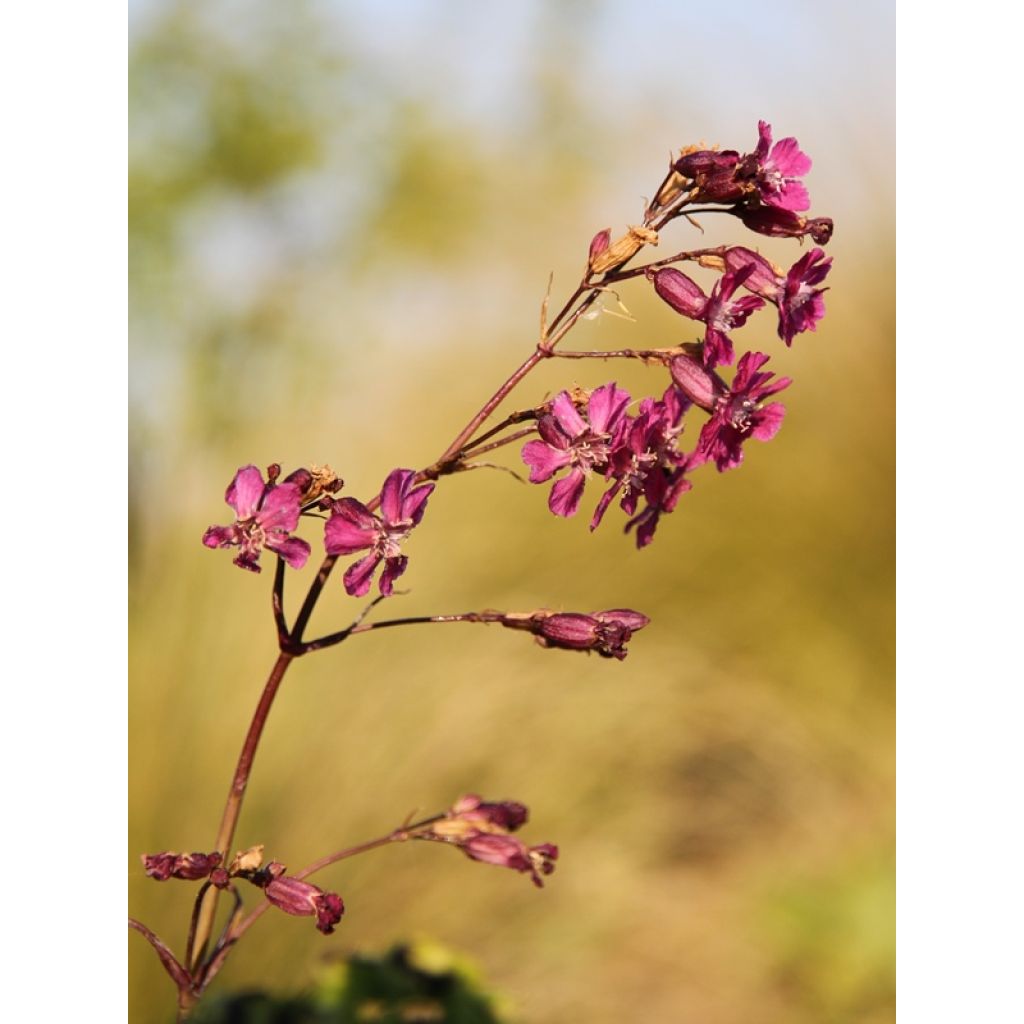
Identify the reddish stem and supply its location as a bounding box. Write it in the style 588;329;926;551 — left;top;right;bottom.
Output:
188;650;294;971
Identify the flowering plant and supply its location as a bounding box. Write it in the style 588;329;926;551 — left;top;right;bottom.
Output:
129;121;833;1020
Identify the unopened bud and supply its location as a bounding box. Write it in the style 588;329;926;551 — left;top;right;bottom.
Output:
669;355;718;410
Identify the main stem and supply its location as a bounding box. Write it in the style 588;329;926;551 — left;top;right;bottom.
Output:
189;650;294;971
186;255;630;981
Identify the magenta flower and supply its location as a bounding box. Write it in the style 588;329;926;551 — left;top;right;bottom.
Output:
324;468;435;597
624;462;695;549
651;265;765;367
534;609;650;660
743;121;812;212
724;246;833;345
263;871;345;935
591;386;690;533
671;351;791;472
202;465;312;573
460;833;559;888
521;384;631;517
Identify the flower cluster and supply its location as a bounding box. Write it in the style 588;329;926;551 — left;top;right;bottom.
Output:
422;795;559;888
669;121;833;244
142;850;223;882
142;844;345;935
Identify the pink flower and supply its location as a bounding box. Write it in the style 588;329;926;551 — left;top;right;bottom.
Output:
743;121;812;212
324;468;435;597
651;266;764;367
202;465;312;573
591;387;690;535
671;351;791;472
460;833;559;888
264;875;345;934
624;463;694;549
521;384;631;517
724;246;832;345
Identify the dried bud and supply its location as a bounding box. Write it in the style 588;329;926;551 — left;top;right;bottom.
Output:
739;206;833;244
673;147;744;204
460;833;559;888
228;844;265;875
264;876;345;935
284;464;344;504
652;168;687;210
534;609;650;661
451;794;529;832
210;867;230;889
589;225;659;275
142;851;223;882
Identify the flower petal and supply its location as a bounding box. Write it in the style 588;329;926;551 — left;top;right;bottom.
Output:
550;392;587;438
258;483;302;533
402;482;435;526
324;499;379;555
752;402;786;442
379;469;415;525
522;440;573;483
203;524;241;550
266;535;311;569
379;555;408;596
343;552;381;597
548;468;586;517
226;465;266;519
587;383;631;434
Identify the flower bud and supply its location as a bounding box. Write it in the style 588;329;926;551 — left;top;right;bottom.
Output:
264;876;345;934
669;355;717;411
534;609;650;660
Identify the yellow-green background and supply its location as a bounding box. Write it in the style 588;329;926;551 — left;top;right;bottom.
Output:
129;2;894;1021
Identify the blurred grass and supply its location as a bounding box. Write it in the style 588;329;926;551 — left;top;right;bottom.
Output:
129;2;894;1022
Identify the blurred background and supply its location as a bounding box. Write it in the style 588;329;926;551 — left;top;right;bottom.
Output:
128;1;894;1021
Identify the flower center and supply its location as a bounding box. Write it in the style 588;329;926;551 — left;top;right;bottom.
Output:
723;396;759;433
571;430;613;474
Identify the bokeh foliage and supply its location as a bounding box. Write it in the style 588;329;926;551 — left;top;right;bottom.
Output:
129;2;894;1022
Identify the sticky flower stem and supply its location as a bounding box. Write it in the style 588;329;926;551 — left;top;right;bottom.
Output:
189;650;294;972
